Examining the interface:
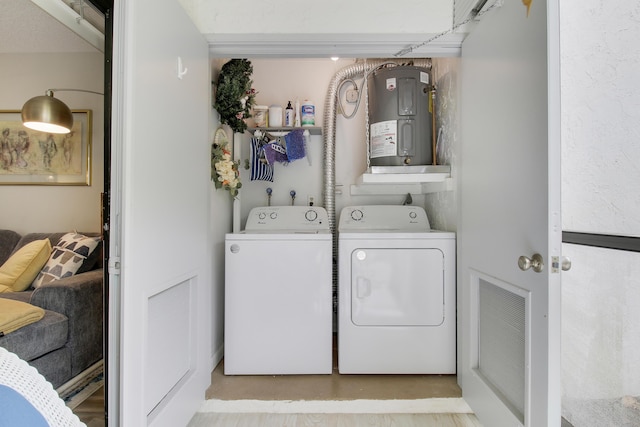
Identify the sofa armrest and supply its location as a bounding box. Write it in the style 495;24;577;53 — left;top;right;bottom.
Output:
29;269;103;376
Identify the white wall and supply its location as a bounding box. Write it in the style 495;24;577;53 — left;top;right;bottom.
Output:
209;58;232;365
180;0;453;35
235;58;345;225
229;58;456;229
560;0;640;424
0;52;104;235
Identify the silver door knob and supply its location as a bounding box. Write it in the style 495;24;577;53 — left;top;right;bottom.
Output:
518;253;544;273
561;256;572;271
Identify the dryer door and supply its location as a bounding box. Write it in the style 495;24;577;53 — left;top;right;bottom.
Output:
351;248;444;326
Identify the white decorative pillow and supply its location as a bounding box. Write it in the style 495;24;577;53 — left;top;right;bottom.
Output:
32;233;100;288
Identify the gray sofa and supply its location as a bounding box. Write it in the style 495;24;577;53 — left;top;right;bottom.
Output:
0;230;103;389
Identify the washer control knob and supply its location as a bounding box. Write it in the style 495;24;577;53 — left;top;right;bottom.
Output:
258;212;266;220
229;244;240;254
409;211;417;219
270;212;278;219
350;209;364;221
305;209;318;221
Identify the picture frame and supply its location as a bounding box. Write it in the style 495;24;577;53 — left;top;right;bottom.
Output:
0;110;92;185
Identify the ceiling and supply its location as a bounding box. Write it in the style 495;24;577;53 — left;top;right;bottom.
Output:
0;0;104;54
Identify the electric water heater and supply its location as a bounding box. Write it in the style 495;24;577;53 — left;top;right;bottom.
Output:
367;65;433;167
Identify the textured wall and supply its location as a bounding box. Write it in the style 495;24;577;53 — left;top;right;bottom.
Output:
561;244;640;424
425;57;459;232
560;0;640;424
561;1;640;235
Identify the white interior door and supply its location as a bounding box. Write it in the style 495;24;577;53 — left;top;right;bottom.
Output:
109;0;212;425
458;1;561;426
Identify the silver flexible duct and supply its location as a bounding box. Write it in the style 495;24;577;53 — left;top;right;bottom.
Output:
322;58;432;235
323;58;432;308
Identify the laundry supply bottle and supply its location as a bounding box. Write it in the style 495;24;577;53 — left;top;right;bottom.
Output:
269;104;283;127
294;98;301;127
285;101;294;127
301;100;315;126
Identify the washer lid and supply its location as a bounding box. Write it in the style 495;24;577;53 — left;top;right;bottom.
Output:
339;205;430;231
245;206;330;233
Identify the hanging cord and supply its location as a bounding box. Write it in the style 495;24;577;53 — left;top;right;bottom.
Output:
335;61;399;120
336;78;361;120
394;0;503;57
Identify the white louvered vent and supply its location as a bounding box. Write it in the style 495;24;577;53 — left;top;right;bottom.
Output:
478;278;526;423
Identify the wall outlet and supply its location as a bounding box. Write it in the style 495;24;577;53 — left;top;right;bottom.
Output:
307;196;315;206
346;89;359;103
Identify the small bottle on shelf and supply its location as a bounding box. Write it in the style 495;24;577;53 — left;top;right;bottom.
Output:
285;101;294;127
294;98;301;127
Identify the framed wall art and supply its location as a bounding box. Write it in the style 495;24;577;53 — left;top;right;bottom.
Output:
0;110;92;185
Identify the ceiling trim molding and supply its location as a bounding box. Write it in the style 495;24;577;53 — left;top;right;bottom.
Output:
205;33;466;58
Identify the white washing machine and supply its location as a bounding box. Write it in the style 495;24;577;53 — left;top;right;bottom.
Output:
224;206;333;375
338;205;456;374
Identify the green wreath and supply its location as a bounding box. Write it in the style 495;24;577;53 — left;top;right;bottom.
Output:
214;59;256;134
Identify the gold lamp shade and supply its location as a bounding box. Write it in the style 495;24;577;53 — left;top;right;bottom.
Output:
21;90;73;134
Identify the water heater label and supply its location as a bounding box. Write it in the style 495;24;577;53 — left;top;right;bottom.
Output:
420;72;429;84
370;120;398;158
385;78;397;91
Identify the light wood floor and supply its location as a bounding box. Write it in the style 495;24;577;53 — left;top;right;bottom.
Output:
206;339;462;401
73;350;481;427
73;387;483;427
188;412;483;426
190;354;483;427
73;385;105;426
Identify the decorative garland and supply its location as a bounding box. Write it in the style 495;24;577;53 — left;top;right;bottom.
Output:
213;59;256;133
211;128;241;198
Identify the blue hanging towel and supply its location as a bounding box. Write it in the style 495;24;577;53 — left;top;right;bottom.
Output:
250;137;274;182
263;141;289;165
284;129;306;161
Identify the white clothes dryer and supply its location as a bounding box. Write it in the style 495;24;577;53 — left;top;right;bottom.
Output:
224;206;332;375
338;205;456;374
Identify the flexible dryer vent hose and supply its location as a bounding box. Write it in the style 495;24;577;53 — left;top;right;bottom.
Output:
322;58;433;292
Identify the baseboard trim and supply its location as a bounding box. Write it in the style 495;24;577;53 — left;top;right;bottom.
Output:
197;398;474;414
209;345;224;372
56;359;104;399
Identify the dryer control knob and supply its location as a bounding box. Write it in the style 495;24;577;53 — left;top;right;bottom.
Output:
350;209;364;221
305;210;318;221
230;244;240;254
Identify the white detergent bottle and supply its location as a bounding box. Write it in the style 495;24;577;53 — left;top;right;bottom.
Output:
301;100;315;126
294;98;301;127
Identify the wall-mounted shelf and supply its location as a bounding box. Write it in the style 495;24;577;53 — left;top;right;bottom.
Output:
350;165;453;195
247;126;322;136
